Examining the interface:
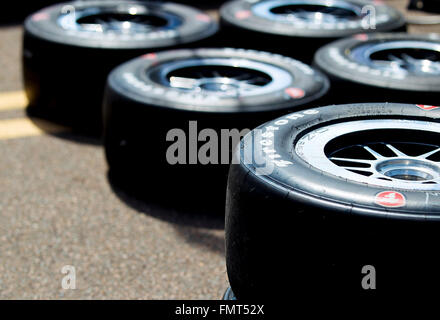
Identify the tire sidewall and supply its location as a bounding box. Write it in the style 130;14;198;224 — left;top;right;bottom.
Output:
24;1;218;49
108;48;329;113
240;103;440;218
314;33;440;92
220;0;405;38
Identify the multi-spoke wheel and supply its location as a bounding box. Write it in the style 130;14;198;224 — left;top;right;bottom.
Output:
220;0;405;62
297;119;440;190
147;57;292;99
314;33;440;105
251;0;365;24
57;6;183;37
226;103;440;299
350;38;440;77
103;48;328;207
164;63;272;95
23;1;217;132
1;0;57;23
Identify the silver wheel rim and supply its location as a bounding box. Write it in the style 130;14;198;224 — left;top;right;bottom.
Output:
351;40;440;76
149;58;293;97
58;5;181;34
295;119;440;191
252;0;364;24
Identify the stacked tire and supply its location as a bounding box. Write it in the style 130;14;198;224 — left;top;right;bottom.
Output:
226;102;440;298
220;0;406;63
1;0;60;23
103;48;329;207
23;0;218;132
314;33;440;105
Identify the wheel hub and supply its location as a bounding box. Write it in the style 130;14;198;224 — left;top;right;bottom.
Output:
376;158;440;181
295;119;440;191
252;0;363;23
58;6;181;34
148;58;294;98
351;40;440;76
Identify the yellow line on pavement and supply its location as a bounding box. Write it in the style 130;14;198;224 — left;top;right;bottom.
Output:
0;91;28;111
0;118;68;140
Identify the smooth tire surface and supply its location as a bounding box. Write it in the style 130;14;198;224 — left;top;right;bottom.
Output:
408;0;440;14
314;33;440;105
219;0;406;63
226;102;440;299
103;48;329;206
23;0;218;133
0;1;60;23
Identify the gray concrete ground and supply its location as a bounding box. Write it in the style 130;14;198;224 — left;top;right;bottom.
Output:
0;0;439;299
0;21;228;300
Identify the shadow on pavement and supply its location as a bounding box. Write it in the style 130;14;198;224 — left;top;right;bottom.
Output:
27;113;103;146
107;170;226;254
107;170;225;230
174;226;225;255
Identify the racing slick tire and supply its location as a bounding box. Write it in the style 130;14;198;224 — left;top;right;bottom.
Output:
103;48;329;206
219;0;406;63
23;0;218;133
314;33;440;105
226;102;440;299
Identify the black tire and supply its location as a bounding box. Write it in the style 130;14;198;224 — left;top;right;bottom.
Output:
314;33;440;105
408;0;440;14
23;0;218;133
226;102;440;299
1;1;60;23
219;0;406;63
164;0;227;6
103;48;329;207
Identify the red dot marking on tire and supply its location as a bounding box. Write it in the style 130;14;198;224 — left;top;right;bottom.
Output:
354;34;368;41
417;104;440;111
32;12;49;21
373;0;384;4
285;87;305;99
142;53;157;60
235;10;251;20
375;191;406;208
196;14;211;22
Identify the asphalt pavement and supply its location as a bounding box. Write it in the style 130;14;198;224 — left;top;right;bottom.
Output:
0;19;227;300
